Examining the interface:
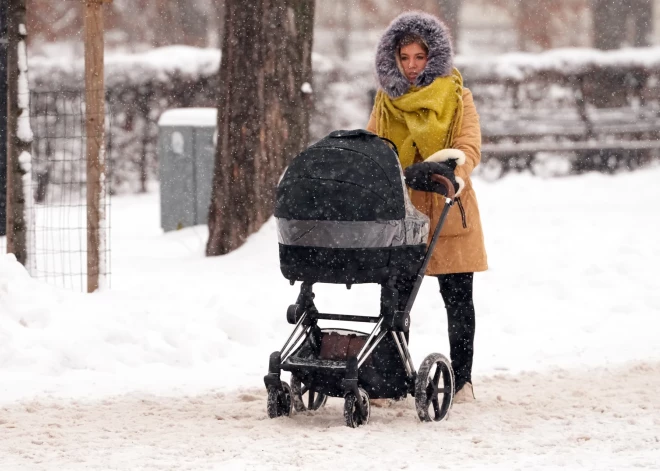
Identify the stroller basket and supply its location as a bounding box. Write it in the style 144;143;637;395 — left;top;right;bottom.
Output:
281;328;409;399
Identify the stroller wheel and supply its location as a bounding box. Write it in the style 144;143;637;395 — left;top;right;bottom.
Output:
291;375;328;412
266;381;292;419
344;388;370;428
414;353;454;423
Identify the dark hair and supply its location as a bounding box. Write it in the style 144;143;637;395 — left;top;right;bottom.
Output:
397;33;429;55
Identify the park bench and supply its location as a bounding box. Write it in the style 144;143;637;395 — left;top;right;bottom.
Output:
477;105;660;180
457;47;660;179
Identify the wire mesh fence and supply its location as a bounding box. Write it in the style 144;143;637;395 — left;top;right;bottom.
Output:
1;89;111;292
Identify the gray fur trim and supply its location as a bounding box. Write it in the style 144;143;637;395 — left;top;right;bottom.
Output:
375;11;454;98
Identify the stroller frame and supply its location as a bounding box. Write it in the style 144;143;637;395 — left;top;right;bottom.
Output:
265;195;457;427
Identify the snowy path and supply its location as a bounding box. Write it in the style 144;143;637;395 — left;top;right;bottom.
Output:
2;361;659;471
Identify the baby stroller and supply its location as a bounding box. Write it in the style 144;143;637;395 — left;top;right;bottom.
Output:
264;129;458;427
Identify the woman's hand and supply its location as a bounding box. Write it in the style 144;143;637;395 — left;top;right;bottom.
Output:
404;161;460;196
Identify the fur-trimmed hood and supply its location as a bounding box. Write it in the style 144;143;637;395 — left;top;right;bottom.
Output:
375;11;454;99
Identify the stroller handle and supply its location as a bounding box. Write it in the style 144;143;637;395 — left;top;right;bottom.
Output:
430;174;456;200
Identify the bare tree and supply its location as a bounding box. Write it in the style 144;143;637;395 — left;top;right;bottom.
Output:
7;0;34;268
516;0;553;51
437;0;461;45
592;0;628;49
482;0;590;51
592;0;654;49
206;0;315;256
197;0;225;48
27;0;83;43
631;0;653;47
336;0;352;59
28;0;221;49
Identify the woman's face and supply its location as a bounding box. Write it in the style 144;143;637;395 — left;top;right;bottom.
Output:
399;42;428;84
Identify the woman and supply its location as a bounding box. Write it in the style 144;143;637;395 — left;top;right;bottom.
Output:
366;11;487;403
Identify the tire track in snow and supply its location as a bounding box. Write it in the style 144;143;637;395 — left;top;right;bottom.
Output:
1;362;659;470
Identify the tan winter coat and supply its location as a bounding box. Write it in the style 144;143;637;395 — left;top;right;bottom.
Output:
367;88;488;275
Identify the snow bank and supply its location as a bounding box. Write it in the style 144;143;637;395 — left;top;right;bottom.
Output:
1;251;218;373
29;46;336;88
0;243;275;401
30;46;220;88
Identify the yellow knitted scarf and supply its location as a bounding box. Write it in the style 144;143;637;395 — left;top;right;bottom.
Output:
375;68;464;169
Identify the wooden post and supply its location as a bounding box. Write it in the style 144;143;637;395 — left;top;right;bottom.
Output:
84;0;111;292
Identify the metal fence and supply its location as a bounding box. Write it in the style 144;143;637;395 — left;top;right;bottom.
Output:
1;90;111;291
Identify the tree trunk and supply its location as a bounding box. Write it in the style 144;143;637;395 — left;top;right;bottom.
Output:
631;0;653;47
437;0;461;47
206;0;315;256
336;0;351;59
174;0;208;47
153;0;182;47
6;0;33;268
208;1;226;49
137;97;150;193
516;0;553;51
592;0;653;49
0;2;7;237
592;0;629;49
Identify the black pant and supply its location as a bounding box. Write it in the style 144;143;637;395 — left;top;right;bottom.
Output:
437;273;475;392
391;273;475;391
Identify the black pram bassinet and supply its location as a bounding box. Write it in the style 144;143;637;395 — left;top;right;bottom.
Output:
275;129;430;285
265;129;458;428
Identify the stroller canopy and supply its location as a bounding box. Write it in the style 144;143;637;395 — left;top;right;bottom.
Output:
275;130;428;250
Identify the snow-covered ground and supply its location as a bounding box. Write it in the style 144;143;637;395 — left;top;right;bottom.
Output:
2;167;660;469
3;362;658;470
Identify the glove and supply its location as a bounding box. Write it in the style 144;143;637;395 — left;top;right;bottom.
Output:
404;161;459;196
